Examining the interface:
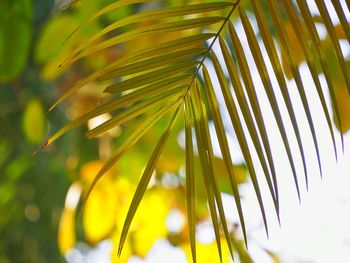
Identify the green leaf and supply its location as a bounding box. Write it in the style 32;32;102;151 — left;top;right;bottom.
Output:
0;0;32;82
22;98;47;144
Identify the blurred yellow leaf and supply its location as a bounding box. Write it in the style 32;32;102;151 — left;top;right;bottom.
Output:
58;208;76;254
83;183;118;244
22;98;47;144
111;235;132;263
80;161;114;184
182;238;230;263
157;153;182;173
127;189;170;256
80;161;119;244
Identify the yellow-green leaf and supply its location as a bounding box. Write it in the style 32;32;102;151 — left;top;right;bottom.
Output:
184;95;196;263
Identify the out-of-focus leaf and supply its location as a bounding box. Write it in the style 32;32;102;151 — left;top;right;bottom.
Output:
35;15;80;63
58;208;76;254
81;161;117;245
22;99;47;144
80;161;114;185
58;182;82;255
101;0;132;23
182;239;230;263
0;0;32;82
65;0;158;44
83;183;118;244
129;189;170;256
280;21;304;79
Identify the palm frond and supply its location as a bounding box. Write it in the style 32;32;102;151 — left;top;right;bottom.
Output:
42;0;350;259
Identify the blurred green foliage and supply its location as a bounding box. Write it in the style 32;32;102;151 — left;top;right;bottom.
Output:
0;0;32;82
0;1;93;262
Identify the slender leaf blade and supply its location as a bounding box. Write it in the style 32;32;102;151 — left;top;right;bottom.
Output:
251;0;309;189
104;61;199;94
185;95;196;263
239;8;301;201
86;89;184;138
314;0;350;92
84;100;182;205
202;64;247;247
266;0;323;178
68;16;224;64
281;0;337;166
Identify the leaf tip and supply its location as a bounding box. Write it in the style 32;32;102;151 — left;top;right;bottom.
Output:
32;139;50;156
117;242;124;257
